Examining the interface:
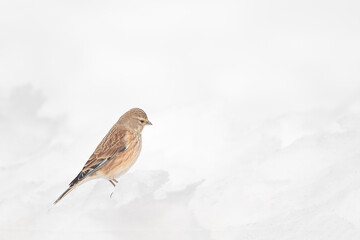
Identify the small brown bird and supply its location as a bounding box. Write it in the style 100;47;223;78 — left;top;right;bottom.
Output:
54;108;152;204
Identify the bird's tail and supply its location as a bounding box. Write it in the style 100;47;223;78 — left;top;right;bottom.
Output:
53;182;80;205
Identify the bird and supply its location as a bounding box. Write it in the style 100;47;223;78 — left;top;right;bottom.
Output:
54;108;152;204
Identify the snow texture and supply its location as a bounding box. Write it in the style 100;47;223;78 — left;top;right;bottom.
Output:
1;0;360;239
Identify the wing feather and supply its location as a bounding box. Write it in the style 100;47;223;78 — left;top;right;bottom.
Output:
69;126;130;186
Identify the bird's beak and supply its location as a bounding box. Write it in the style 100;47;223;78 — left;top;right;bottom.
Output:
146;120;152;125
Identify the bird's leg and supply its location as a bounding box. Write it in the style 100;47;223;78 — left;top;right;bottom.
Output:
109;179;117;198
109;180;116;187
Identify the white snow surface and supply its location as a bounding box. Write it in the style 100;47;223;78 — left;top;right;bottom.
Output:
1;0;360;239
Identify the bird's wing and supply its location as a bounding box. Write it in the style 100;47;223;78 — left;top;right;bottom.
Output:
69;127;131;186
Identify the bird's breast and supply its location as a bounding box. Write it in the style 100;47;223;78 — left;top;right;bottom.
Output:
103;135;142;179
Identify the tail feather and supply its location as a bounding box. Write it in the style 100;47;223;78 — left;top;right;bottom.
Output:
53;181;81;205
53;186;74;205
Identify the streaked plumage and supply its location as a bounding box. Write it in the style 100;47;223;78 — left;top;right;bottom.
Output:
54;108;152;204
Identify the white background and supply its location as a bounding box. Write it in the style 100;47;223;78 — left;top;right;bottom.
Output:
1;0;360;239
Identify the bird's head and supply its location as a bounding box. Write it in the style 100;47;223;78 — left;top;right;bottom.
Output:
119;108;152;132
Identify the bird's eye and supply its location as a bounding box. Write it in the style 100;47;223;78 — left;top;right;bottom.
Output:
140;120;145;123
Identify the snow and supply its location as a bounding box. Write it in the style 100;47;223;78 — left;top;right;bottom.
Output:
1;0;360;239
